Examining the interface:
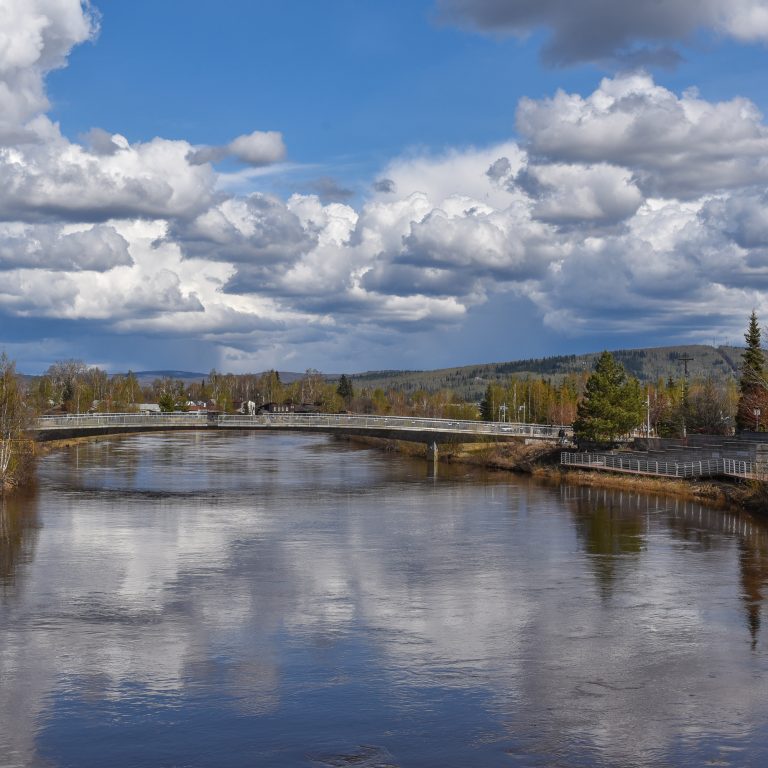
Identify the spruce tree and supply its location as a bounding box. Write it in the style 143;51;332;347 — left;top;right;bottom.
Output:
573;351;645;443
337;374;354;404
480;384;494;422
737;311;767;431
741;311;765;391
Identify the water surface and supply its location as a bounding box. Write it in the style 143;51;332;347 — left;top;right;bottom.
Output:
1;431;767;767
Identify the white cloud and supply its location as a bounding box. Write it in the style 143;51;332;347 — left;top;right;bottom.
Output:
0;222;131;271
519;163;644;224
227;130;286;166
0;131;216;222
0;0;97;142
189;129;286;167
517;73;768;199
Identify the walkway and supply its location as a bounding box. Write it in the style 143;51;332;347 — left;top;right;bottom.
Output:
33;412;572;445
561;451;763;481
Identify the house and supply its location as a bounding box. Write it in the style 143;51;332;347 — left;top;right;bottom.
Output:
256;402;294;414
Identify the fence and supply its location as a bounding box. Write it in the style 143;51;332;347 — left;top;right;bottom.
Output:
561;452;763;481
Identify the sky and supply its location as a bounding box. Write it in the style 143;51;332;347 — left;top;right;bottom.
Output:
4;1;768;374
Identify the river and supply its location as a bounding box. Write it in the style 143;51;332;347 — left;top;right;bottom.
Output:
1;431;767;767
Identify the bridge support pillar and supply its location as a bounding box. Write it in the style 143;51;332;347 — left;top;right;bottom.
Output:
426;441;439;464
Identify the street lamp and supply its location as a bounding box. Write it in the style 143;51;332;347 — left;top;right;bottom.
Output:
499;403;508;422
518;404;526;424
754;407;761;432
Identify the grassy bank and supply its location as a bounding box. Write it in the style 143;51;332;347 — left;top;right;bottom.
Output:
344;435;764;513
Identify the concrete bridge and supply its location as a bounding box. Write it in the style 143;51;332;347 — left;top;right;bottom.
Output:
33;412;571;461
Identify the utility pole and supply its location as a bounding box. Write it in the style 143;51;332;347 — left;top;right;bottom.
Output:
679;354;693;438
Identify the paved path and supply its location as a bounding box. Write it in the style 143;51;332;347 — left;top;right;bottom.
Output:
561;451;762;481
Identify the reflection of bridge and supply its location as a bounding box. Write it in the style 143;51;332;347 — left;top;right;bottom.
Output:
33;412;571;461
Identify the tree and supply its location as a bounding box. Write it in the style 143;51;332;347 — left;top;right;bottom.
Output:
479;384;493;421
573;351;645;443
0;353;34;492
737;311;768;431
480;383;505;421
337;374;354;405
686;377;734;434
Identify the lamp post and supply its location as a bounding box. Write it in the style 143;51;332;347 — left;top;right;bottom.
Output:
754;407;761;432
498;403;508;423
646;390;651;437
518;404;526;424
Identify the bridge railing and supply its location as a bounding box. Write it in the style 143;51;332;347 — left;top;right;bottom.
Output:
216;413;571;439
561;452;763;480
34;411;571;440
36;412;209;429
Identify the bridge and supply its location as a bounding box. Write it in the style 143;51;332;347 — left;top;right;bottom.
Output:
33;412;571;461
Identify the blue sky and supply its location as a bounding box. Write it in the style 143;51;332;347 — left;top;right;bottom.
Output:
3;1;768;373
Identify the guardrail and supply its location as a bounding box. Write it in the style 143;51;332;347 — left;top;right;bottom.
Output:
561;452;763;480
33;412;572;441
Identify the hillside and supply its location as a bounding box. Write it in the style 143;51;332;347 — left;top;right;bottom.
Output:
346;345;744;401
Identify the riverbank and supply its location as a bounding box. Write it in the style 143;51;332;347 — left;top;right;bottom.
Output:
0;437;35;495
345;435;765;513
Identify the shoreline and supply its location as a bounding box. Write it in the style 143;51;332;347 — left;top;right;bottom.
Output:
344;435;763;514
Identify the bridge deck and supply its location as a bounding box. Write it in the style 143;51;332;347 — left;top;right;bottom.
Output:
32;412;571;444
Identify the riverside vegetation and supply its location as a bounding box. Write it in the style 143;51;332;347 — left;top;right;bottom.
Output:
0;353;34;493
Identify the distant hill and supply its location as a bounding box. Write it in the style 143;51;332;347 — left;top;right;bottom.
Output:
345;345;745;401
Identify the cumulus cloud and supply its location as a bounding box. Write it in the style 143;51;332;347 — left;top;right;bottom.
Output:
172;194;315;265
516;163;644;225
188;130;286;167
438;0;768;65
0;0;97;142
0;223;131;271
517;73;768;199
80;127;122;156
0;131;216;222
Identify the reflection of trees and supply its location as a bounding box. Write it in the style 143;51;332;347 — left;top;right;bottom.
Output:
566;487;647;597
0;489;40;594
659;499;768;648
739;533;768;649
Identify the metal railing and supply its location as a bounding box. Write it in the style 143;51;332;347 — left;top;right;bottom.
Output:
561;452;763;480
216;412;571;439
34;411;571;441
36;412;210;429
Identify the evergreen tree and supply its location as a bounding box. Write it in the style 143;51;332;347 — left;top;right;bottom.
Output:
337;374;354;404
741;311;765;392
479;384;494;422
737;311;768;431
573;351;645;443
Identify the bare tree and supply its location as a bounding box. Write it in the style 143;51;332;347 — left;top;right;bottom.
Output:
0;354;33;492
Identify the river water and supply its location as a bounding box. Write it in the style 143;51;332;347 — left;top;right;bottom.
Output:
1;431;767;767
